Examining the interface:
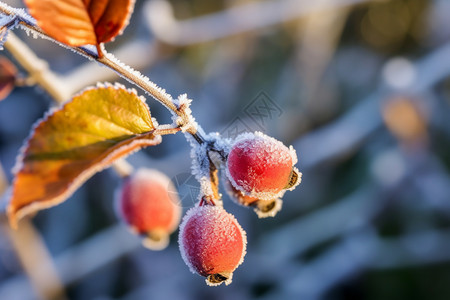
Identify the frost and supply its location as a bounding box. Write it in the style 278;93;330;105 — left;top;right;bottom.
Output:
0;13;18;50
103;51;177;110
171;93;198;133
0;2;33;26
178;205;247;286
185;131;231;203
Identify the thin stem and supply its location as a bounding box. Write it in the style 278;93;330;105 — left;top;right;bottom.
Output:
97;54;179;113
96;43;104;59
4;33;67;102
0;2;205;142
2;218;68;300
153;125;181;136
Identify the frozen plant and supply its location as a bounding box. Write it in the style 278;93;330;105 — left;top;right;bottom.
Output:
0;0;301;286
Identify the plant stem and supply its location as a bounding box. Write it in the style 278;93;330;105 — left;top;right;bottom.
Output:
0;2;205;143
97;54;179;113
4;33;67;102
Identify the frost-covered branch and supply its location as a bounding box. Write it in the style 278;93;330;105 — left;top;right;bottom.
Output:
2;32;134;179
0;1;202;141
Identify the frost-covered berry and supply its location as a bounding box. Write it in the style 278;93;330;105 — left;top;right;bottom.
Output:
226;132;301;200
179;205;247;286
224;178;282;218
116;168;181;250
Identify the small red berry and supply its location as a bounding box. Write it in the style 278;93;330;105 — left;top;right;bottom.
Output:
116;168;181;250
226;132;300;200
224;179;282;218
178;204;247;286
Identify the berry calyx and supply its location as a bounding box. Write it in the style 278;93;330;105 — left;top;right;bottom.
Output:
178;204;247;286
116;168;181;250
224;178;282;218
226;132;301;200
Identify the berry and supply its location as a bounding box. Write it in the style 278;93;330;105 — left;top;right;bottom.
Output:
224;178;282;218
178;204;247;286
226;132;301;200
116;168;181;250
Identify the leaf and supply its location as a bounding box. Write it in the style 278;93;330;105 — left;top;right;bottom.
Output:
24;0;135;46
7;83;161;228
0;56;17;101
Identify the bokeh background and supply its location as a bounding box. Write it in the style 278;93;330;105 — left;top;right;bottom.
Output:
1;0;450;299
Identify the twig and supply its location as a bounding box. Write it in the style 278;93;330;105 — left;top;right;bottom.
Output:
4;32;67;102
0;1;202;140
1;218;67;300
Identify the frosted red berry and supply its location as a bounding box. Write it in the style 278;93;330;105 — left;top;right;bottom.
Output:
226;132;300;200
116;168;181;250
178;205;247;286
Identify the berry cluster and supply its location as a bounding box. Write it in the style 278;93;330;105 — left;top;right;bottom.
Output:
116;132;301;286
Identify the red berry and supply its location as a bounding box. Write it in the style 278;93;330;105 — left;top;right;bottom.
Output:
178;205;247;286
116;168;181;250
226;132;300;200
224;178;282;218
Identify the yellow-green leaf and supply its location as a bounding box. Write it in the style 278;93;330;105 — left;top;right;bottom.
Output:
7;83;161;228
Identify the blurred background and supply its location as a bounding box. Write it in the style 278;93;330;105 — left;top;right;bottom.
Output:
1;0;450;299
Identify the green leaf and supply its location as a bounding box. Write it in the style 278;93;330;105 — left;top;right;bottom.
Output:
7;83;161;228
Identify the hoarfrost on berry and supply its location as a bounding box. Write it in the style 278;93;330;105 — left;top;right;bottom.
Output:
226;131;300;200
178;205;247;286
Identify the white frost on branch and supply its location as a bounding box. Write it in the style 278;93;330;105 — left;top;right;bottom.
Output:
0;9;17;50
171;93;198;132
103;51;176;106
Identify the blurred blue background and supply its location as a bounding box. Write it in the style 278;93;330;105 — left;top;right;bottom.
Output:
1;0;450;299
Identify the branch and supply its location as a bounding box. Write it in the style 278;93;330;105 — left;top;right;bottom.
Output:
1;218;67;300
0;1;201;140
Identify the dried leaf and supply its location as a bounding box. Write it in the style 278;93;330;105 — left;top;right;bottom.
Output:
0;56;17;101
25;0;135;46
8;83;161;228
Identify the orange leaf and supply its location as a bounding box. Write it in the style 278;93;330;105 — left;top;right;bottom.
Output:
7;83;161;228
25;0;135;46
0;56;17;101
